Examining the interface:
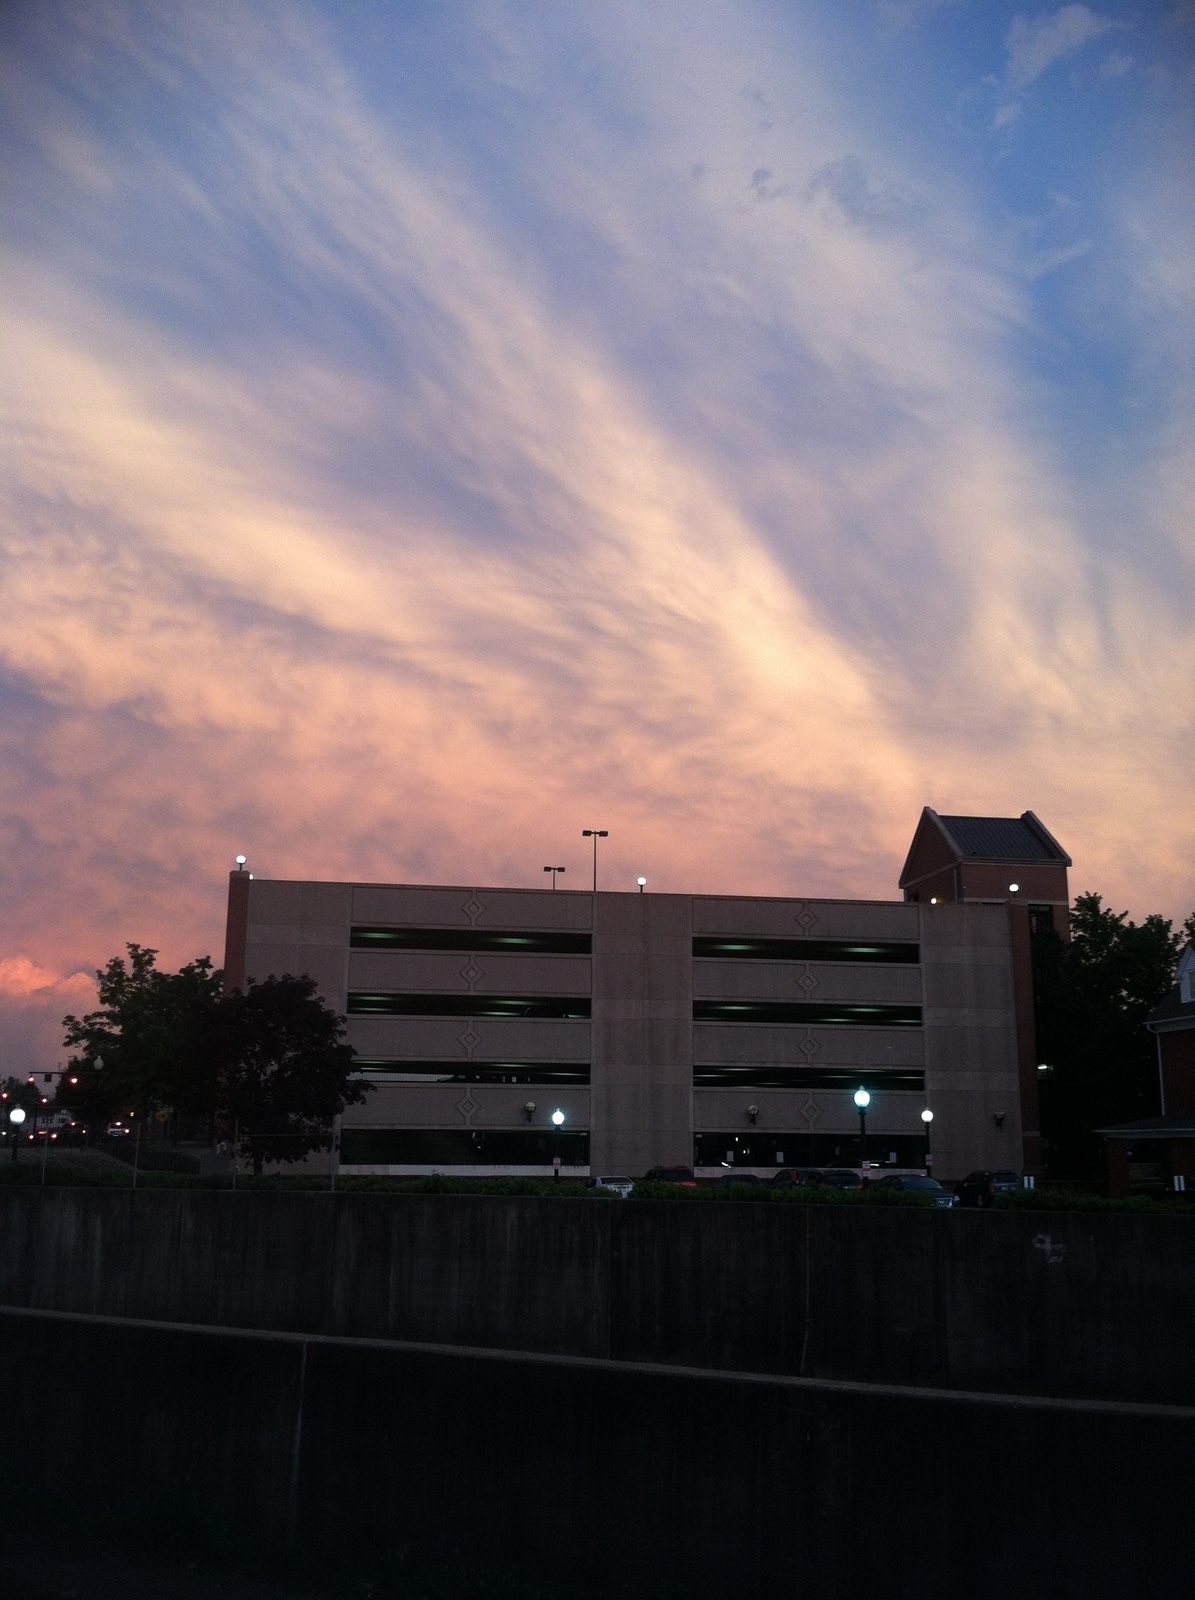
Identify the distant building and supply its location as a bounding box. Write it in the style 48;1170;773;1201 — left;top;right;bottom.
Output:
1099;944;1195;1197
898;807;1073;1174
223;809;1070;1181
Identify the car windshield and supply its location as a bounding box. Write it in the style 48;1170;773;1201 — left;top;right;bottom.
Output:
902;1176;941;1190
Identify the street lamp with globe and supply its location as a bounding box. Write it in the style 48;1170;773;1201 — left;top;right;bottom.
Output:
921;1108;934;1175
9;1105;26;1162
853;1088;871;1174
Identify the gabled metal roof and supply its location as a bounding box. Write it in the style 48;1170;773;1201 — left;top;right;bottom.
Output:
936;812;1070;863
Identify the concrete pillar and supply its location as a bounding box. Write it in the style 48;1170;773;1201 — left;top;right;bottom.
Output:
589;892;692;1175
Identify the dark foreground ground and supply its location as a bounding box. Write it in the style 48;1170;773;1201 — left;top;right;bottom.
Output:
8;1535;624;1600
10;1539;333;1600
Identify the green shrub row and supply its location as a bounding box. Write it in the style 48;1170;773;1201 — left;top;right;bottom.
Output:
2;1159;1192;1213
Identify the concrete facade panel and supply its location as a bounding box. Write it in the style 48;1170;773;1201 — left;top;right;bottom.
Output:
348;950;591;994
242;942;349;1006
693;1087;922;1134
693;1023;924;1066
692;897;919;940
920;956;1014;1013
693;960;921;1003
920;904;1022;1175
343;1083;590;1129
351;884;594;930
346;1016;591;1061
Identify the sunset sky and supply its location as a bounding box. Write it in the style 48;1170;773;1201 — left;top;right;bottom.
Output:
2;0;1193;1071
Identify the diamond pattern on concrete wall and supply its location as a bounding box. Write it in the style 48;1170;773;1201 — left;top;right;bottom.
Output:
799;1096;823;1127
458;1026;481;1056
791;901;819;933
461;894;485;924
460;960;483;989
456;1091;479;1125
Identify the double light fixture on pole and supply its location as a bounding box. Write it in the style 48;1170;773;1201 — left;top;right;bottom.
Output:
581;830;608;892
543;866;566;889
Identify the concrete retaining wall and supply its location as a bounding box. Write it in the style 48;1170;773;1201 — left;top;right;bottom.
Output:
2;1305;1190;1600
2;1189;1193;1403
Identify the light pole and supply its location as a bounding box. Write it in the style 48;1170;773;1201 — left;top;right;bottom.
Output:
551;1107;565;1181
921;1107;934;1175
543;866;566;890
853;1088;871;1175
636;876;647;894
9;1106;26;1162
581;830;608;892
39;1096;50;1186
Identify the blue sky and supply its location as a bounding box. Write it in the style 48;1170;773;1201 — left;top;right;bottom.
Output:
1;1;1192;1066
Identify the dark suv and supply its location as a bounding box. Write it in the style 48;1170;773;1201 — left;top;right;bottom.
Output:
955;1169;1020;1208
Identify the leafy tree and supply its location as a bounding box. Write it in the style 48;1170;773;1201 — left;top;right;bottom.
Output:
58;945;224;1133
220;974;371;1175
59;950;370;1170
1034;893;1189;1179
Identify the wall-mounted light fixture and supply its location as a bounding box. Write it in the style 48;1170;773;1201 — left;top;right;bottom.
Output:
523;1101;536;1122
994;1110;1006;1128
747;1104;759;1124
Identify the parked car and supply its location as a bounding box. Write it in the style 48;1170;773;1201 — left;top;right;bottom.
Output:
587;1175;634;1197
715;1170;763;1188
642;1165;697;1187
768;1168;814;1189
875;1174;959;1208
804;1168;867;1191
955;1169;1020;1208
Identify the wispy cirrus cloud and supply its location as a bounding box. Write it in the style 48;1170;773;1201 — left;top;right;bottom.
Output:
0;0;1191;1068
1006;5;1121;88
989;4;1127;130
